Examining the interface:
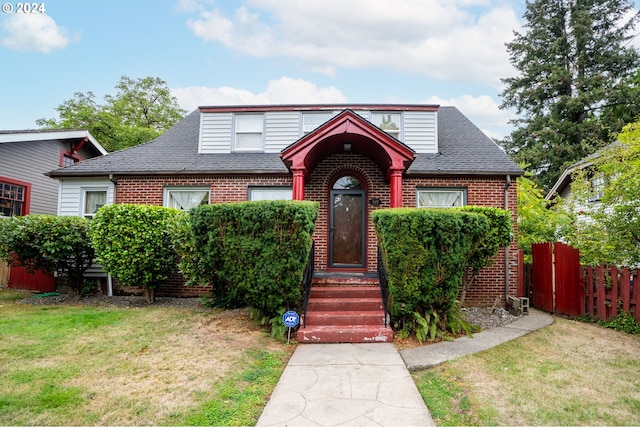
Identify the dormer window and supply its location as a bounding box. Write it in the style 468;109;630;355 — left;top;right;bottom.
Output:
234;114;264;151
303;112;333;134
371;112;401;139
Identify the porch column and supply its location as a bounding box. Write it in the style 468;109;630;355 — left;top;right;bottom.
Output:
292;168;306;200
389;169;403;208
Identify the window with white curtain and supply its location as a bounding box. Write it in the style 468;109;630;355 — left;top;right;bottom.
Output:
249;187;292;201
234;114;264;151
417;188;465;208
83;189;107;218
165;188;210;211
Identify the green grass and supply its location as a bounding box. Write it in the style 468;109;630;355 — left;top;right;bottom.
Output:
0;290;291;426
413;316;640;426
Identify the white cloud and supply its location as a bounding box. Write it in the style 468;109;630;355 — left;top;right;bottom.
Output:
424;94;516;140
171;76;348;111
0;13;73;52
183;0;521;86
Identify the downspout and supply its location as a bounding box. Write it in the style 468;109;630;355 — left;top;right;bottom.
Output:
504;175;512;302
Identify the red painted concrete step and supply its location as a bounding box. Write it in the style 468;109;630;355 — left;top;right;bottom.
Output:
298;284;393;343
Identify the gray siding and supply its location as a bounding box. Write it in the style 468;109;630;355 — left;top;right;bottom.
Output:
199;112;233;153
265;111;301;153
403;111;437;153
0;140;63;214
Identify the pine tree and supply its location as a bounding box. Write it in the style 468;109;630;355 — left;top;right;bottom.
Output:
500;0;640;190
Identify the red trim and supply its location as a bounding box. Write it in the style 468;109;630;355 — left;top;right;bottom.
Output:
0;176;31;215
60;151;81;167
280;109;415;179
200;104;439;114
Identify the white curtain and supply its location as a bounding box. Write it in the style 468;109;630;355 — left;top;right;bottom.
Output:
250;189;292;201
85;191;106;214
419;191;462;208
170;191;208;210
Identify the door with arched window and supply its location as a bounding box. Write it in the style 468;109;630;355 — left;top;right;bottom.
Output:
329;175;366;268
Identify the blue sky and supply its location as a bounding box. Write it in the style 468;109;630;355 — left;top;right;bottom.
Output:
1;0;639;141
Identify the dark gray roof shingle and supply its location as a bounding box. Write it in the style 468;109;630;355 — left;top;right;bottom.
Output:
47;106;522;177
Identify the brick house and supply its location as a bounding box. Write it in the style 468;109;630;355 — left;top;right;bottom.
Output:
47;104;522;307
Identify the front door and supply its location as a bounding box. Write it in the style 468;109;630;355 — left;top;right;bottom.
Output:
329;176;366;268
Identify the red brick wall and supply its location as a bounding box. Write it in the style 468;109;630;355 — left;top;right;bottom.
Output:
112;166;519;306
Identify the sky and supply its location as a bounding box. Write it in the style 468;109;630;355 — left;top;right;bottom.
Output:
1;0;639;141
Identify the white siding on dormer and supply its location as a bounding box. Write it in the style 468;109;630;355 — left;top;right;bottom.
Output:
57;178;115;217
199;112;233;153
265;111;301;152
403;111;437;153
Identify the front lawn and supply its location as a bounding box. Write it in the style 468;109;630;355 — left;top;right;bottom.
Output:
0;290;293;426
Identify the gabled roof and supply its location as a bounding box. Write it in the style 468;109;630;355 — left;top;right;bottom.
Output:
0;129;108;155
545;143;619;200
46;105;522;178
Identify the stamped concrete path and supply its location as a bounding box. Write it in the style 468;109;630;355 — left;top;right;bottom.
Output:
256;343;435;426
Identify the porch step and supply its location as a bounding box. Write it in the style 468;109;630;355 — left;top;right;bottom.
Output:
298;284;394;343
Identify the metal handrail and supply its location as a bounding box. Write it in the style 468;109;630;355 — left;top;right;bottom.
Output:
377;245;390;328
302;242;315;328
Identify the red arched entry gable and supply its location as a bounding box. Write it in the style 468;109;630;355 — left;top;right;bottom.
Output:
280;109;415;206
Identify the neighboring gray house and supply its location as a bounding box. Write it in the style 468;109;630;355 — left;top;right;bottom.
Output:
0;130;107;217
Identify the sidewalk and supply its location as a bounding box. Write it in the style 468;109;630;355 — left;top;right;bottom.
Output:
256;343;435;426
257;309;554;427
401;308;554;371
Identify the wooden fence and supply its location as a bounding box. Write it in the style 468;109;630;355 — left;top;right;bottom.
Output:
583;266;640;322
524;243;640;321
0;260;8;287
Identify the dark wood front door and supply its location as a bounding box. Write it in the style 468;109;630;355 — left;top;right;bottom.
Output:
330;187;366;268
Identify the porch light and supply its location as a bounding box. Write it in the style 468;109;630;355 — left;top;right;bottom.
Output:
343;143;352;152
369;198;382;206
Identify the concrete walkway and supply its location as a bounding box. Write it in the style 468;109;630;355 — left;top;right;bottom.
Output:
401;309;554;371
256;343;435;426
257;309;554;427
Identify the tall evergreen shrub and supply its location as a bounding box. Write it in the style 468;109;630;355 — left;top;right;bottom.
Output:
188;200;318;319
372;208;489;334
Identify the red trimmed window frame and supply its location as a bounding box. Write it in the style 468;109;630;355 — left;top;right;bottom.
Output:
60;151;81;167
0;176;31;216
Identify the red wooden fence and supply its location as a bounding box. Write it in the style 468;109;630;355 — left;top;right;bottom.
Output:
527;242;639;321
583;266;640;322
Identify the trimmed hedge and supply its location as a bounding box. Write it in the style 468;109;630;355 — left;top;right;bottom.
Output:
0;215;94;295
371;208;489;333
456;206;514;304
89;204;181;303
188;200;318;319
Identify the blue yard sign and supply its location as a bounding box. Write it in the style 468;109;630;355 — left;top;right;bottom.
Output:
282;310;300;328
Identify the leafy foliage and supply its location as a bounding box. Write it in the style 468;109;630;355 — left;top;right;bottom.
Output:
37;76;186;152
0;215;94;295
372;208;489;336
456;206;514;305
186;201;318;321
89;204;180;303
517;173;572;263
500;0;640;190
561;121;640;266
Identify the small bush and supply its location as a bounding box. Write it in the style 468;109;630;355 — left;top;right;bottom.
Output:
89;204;180;303
0;215;94;295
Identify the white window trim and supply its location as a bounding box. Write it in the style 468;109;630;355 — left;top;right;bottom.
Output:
233;113;264;152
248;186;293;201
81;187;108;218
371;111;402;140
417;188;466;208
164;187;211;211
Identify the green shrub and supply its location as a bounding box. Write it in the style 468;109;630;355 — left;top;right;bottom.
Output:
187;200;318;321
456;206;514;305
372;208;489;336
0;215;94;295
89;204;180;303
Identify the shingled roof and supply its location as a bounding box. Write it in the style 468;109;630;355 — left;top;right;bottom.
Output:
46;106;522;178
